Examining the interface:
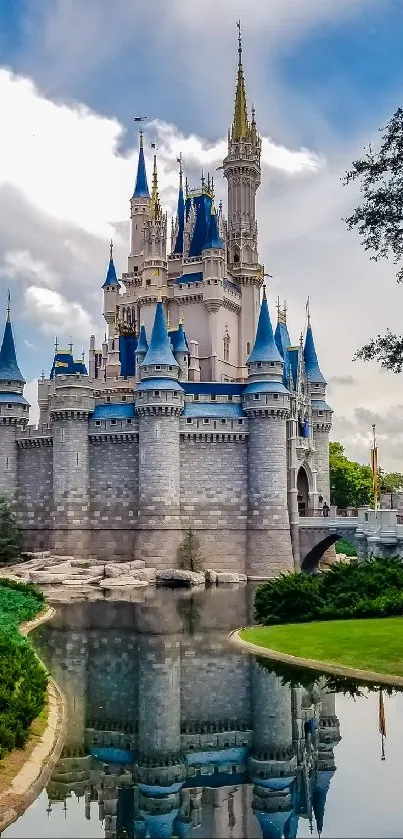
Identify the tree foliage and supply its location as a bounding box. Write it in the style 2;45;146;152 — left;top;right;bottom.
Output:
0;492;21;565
329;442;373;508
254;556;403;625
177;529;204;573
344;108;403;370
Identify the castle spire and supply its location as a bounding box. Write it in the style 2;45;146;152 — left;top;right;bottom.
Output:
203;204;224;250
133;130;150;199
141;301;178;368
0;293;25;383
102;239;120;288
232;20;249;140
248;287;282;364
304;305;326;385
173;153;185;254
150;154;161;220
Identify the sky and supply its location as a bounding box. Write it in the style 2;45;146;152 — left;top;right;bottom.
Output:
1;0;403;469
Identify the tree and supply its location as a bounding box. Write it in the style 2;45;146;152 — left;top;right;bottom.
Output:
329;442;373;508
177;529;204;573
343;108;403;371
0;493;21;565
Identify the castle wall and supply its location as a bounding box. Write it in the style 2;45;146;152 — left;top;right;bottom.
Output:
181;645;251;724
313;430;331;503
89;437;138;560
51;416;90;556
180;437;248;572
0;425;17;497
17;443;53;551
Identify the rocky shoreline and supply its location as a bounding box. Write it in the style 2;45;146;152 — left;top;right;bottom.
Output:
0;552;247;593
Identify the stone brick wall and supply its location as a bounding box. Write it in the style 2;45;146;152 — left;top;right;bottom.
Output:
250;660;293;751
313;430;330;504
52;416;90;556
247;416;294;577
180;437;248;571
0;425;17;497
181;648;251;724
89;437;138;560
17;443;52;548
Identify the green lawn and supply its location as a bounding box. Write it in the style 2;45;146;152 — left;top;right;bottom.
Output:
240;618;403;677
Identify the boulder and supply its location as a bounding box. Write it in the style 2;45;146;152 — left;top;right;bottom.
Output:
99;577;149;589
49;555;75;562
46;562;72;575
104;563;132;578
156;569;205;588
28;571;73;585
205;569;218;585
216;572;247;584
62;577;103;586
129;560;146;570
130;568;156;583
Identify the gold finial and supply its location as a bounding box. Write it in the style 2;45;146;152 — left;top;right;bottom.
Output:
41;369;45;381
306;296;311;327
177;152;183;188
150;154;161;220
6;289;10;323
262;284;267;300
109;239;113;260
232;19;249;140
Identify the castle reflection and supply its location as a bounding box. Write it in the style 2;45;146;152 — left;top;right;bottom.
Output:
32;585;341;839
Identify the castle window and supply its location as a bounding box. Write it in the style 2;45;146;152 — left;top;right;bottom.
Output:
111;420;116;425
273;393;279;400
223;327;230;362
122;395;127;402
238;419;243;425
318;411;324;416
155;365;161;370
173;393;178;398
95;421;101;426
270;362;274;367
211;394;216;401
60;428;65;442
154;390;160;397
6;381;11;386
169;366;172;371
246;342;250;355
257;362;262;368
76;452;79;466
228;395;233;402
7;403;12;409
193;394;199;401
5;456;8;470
146;279;151;286
186;418;192;424
127;418;132;424
106;396;111;403
254;394;259;400
221;419;226;424
203;418;209;424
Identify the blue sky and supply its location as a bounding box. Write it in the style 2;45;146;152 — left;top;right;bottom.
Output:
1;0;403;467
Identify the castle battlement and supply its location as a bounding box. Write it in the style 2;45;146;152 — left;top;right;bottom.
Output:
0;32;332;575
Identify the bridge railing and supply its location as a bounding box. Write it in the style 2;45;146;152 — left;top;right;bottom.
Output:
301;507;358;518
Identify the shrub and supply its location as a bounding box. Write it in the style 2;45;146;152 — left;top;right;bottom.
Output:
0;581;47;759
0;492;21;565
335;538;357;557
254;556;403;625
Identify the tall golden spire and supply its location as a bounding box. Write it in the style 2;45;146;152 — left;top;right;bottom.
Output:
150;154;161;220
232;20;249;140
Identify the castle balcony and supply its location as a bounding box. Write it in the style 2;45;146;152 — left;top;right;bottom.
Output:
296;437;315;455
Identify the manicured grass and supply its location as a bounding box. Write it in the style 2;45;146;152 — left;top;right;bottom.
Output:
240;617;403;677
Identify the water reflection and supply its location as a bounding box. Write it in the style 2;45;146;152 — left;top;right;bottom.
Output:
2;586;394;839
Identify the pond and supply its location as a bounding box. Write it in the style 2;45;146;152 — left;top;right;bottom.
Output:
2;584;402;838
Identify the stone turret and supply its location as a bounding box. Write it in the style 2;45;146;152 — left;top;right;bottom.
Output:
0;296;29;498
223;26;263;373
102;241;121;339
172;321;189;381
49;370;94;556
128;131;151;275
135;323;149;383
304;306;333;506
142;156;168;295
135;301;184;566
243;289;294;578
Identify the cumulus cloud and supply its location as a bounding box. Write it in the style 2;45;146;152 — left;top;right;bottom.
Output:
23;286;96;340
0;249;61;290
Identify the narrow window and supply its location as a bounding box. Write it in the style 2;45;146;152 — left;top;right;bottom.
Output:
76;452;79;466
246;342;250;355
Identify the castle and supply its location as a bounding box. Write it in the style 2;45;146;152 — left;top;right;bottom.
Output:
0;32;333;577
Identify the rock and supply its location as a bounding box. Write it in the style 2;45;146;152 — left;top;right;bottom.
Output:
104;563;132;578
205;569;218;585
28;571;72;585
129;560;146;570
156;569;205;588
216;572;247;584
49;555;75;562
62;577;103;586
130;568;156;583
99;577;149;589
46;562;72;575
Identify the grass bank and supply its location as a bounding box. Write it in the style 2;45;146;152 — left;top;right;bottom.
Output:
0;580;47;760
240;618;403;678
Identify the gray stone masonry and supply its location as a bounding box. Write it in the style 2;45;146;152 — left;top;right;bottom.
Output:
0;424;17;498
137;634;181;757
250;658;293;755
52;416;91;557
314;429;331;504
18;444;52;536
247;415;294;578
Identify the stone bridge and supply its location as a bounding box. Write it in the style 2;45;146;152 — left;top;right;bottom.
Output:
298;508;403;566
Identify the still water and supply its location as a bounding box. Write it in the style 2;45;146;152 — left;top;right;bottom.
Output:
2;584;402;839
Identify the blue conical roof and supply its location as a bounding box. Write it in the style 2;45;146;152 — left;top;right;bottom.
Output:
203;208;224;249
142;302;178;367
171;322;188;354
0;313;25;383
173;172;185;254
312;769;335;834
133;133;150;199
102;243;120;289
275;319;291;359
136;324;148;354
248;291;283;364
304;323;326;384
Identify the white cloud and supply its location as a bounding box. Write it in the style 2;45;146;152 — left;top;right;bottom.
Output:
23;286;95;340
24;378;40;426
1;249;61;289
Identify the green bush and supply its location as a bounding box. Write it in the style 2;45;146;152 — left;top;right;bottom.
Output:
0;492;21;565
254;556;403;625
0;581;47;759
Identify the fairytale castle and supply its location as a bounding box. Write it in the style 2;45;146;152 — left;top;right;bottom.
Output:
0;33;332;576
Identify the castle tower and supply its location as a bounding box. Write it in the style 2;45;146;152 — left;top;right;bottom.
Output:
171;156;185;256
304;306;333;505
102;240;121;338
128;131;151;274
223;26;263;374
135;300;184;566
142;155;168;297
49;366;94;556
202;206;226;380
172;320;189;381
135;323;149;383
243;290;294;578
0;295;29;498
